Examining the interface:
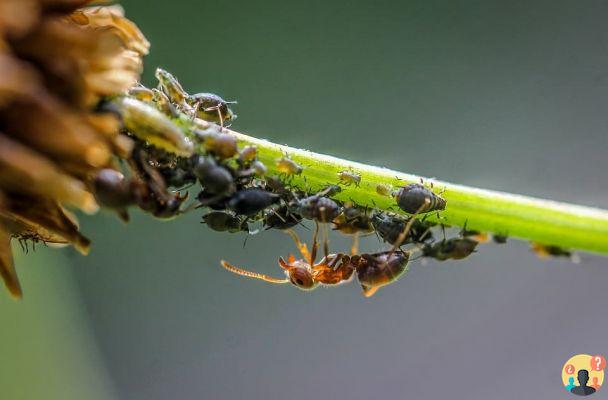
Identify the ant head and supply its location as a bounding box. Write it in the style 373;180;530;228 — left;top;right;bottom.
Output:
279;257;318;290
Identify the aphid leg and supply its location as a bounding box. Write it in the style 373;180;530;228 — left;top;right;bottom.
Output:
419;226;433;242
351;231;360;255
389;200;429;258
221;260;289;284
204;105;224;129
286;229;311;263
189;100;201;121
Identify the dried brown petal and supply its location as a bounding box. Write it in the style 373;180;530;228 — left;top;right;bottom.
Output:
2;94;112;168
1;194;91;255
0;53;41;106
0;133;98;213
73;6;150;56
0;0;40;38
0;224;21;298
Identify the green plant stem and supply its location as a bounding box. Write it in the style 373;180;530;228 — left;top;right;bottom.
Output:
116;97;608;256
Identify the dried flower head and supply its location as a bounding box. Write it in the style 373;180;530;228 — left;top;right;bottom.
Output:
0;0;149;298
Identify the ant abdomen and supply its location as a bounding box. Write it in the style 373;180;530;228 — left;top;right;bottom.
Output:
353;251;410;297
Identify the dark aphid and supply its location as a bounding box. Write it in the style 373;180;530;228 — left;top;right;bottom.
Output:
394;183;446;214
371;211;434;245
263;205;302;230
159;166;197;189
422;238;478;261
227;188;280;216
351;250;410;297
93;169;133;209
128;147;190;220
199;130;238;160
493;234;508;244
333;206;373;235
530;242;573;259
337;170;361;186
202;211;248;233
186;93;237;127
276;156;303;176
196;190;229;210
295;195;341;223
193;156;236;196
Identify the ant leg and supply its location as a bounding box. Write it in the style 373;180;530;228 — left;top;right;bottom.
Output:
286;229;311;262
351;232;360;255
322;223;330;260
221;260;288;284
328;253;344;269
310;221;320;265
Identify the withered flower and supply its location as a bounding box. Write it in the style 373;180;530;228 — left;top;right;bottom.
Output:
0;0;149;298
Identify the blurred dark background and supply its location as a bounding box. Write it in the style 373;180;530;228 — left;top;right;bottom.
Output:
2;1;608;399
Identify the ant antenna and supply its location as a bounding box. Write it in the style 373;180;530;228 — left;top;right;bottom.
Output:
220;261;289;284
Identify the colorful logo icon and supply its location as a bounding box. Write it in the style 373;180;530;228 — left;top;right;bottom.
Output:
562;354;605;396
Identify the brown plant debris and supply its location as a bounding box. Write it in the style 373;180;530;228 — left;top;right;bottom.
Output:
0;0;148;298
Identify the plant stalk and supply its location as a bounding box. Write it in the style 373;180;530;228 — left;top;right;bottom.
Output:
116;97;608;256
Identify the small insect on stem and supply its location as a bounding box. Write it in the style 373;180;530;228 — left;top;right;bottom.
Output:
376;183;393;197
393;183;446;214
153;68;237;128
530;242;578;262
186;93;237;129
276;156;303;177
128;86;154;102
337;170;361;187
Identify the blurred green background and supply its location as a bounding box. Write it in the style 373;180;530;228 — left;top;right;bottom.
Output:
2;1;608;399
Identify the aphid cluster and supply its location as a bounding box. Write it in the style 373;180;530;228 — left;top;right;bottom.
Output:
93;69;577;299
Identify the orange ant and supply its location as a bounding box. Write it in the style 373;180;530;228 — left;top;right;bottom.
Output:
221;202;428;297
